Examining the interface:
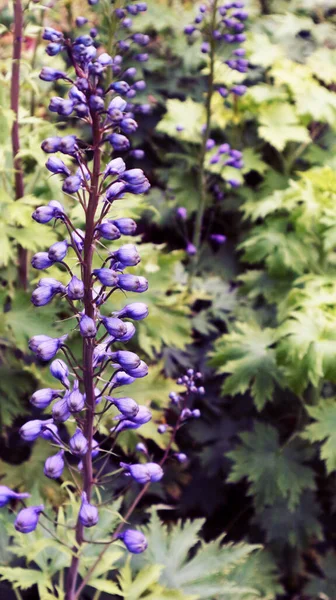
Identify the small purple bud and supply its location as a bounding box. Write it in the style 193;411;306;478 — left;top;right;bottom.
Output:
107;396;139;418
107;96;127;113
112;218;137;235
111;244;140;267
102;317;127;337
105;181;126;201
130;149;144;160
46;157;70;176
52;397;71;422
186;243;197;256
116;321;136;342
48;240;68;262
30;388;61;409
41;137;61;153
119;529;147;553
62;175;82;194
136;442;147;453
175;453;188;463
201;42;210;53
176;207;187;220
205;139;216;151
108;133;130;151
210;234;227;244
44;450;65;479
158;424;167;434
111;350;141;371
96;221;121;241
231;84;247;96
32;205;55;224
0;486;30;507
126;360;148;379
120;117;138;134
114;302;148;321
67;276;84;300
89;95;105;112
15;505;44;533
192;408;201;418
59;135;77;155
79;314;97;338
40;423;59;442
31;285;57;307
117;274;148;293
76;16;88;27
67;380;85;412
35;336;66;362
111;371;136;387
43;27;63;42
93;268;119;287
70;428;88;456
71;228;85;253
50;359;70;388
40;67;67;82
20;419;51;442
104;157;126;178
79;492;99;527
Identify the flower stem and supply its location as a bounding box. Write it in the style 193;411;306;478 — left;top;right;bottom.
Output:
11;0;28;289
65;111;102;600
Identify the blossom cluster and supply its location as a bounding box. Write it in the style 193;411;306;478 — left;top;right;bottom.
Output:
2;5;205;576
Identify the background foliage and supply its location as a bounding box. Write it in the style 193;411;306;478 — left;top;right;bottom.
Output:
1;0;336;598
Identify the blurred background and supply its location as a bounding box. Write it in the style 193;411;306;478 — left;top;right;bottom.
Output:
1;0;336;598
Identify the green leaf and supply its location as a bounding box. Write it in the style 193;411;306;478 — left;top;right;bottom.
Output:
0;567;47;590
258;103;310;151
228;423;316;510
303;399;336;474
303;551;336;599
157;99;205;143
209;322;283;410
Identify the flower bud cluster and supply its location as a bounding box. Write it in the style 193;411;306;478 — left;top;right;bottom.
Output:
184;1;248;98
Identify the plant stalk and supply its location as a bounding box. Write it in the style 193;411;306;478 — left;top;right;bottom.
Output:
11;0;28;288
65;112;102;600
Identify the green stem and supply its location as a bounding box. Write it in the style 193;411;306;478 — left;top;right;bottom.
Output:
190;0;218;282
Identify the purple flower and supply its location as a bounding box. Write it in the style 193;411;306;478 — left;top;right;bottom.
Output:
50;359;70;387
110;371;136;387
30;388;61;409
46;157;70;176
114;302;148;321
117;274;148;293
96;221;121;241
79;314;97;338
41;137;62;153
20;419;52;441
186;243;197;256
15;505;44;533
44;450;65;479
102;317;127;337
112;244;140;267
76;16;88;27
175;453;188;463
67;379;85;412
70;428;88;455
67;276;85;300
176;207;187;220
126;360;148;378
113;218;137;235
0;486;30;507
105;181;126;202
111;350;141;371
31;252;54;270
79;492;99;527
48;240;68;262
40;67;67;81
71;228;85;253
31;285;57;307
119;529;148;553
107;396;139;418
210;234;227;244
52;397;71;422
116;322;136;342
120;462;163;483
108;133;130;151
62;175;82;194
33;335;67;362
103;157;126;178
43;27;63;42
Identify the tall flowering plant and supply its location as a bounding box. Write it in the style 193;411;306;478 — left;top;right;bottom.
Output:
1;3;204;599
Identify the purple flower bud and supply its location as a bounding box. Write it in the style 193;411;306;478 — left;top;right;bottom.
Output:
126;360;148;378
116;321;136;342
120;462;163;484
67;380;85;412
32;205;55;224
31;252;54;270
96;221;121;241
117;274;148;293
107;96;127;113
112;218;137;235
93;268;119;287
69;87;86;104
231;85;247;96
15;505;44;533
176;207;187;220
136;2;147;10
111;244;140;267
201;42;210;53
40;67;67;82
175;452;187;463
79;314;97;338
70;428;88;456
62;175;82;194
111;371;136;387
30;388;61;409
41;137;62;153
67;275;84;300
89;95;105;112
102;317;127;338
20;419;52;441
71;228;85;253
114;303;147;321
228;178;241;188
105;181;126;201
186;243;197;256
136;442;147;453
135;53;149;63
111;81;130;95
90;27;98;37
108;133;130;151
46;157;71;176
130;149;145;160
192;408;201;418
122;17;133;28
59;136;77;155
35;335;66;362
130;405;152;425
0;486;30;507
44;450;65;479
48;240;68;262
218;87;229;98
205;139;216;151
79;492;98;527
75;103;89;117
50;359;70;387
184;24;196;35
120;118;138;134
107;396;139;418
76;16;88;27
119;529;147;553
210;234;227;244
52;397;71;422
46;43;63;56
31;285;57;307
104;157;126;178
111;350;141;371
158;424;167;434
28;334;52;353
43;27;63;42
40;422;59;442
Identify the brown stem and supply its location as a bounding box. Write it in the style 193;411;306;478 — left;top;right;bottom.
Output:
65;112;102;600
11;0;27;288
